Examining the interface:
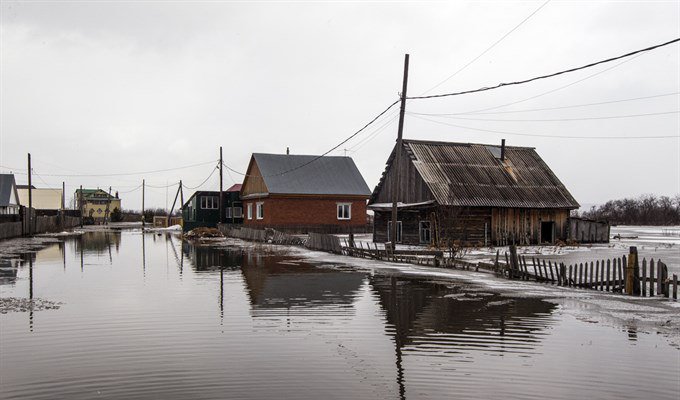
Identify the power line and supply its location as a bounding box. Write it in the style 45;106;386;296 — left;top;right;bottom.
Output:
421;0;551;95
184;165;219;190
407;110;680;122
411;92;680;116
28;160;217;177
407;38;680;101
409;113;680;139
223;99;401;177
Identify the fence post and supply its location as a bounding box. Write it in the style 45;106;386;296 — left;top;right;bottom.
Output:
673;274;678;300
625;247;636;295
642;259;647;297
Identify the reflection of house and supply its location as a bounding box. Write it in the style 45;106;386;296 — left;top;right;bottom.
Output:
369;139;579;245
17;185;63;213
74;188;121;223
240;253;364;312
369;275;556;351
0;174;20;215
240;153;371;233
181;184;243;232
182;241;242;271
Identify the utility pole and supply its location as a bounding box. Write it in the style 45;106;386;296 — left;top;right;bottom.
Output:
142;179;146;228
390;54;409;248
105;186;112;225
219;146;224;224
61;181;65;228
27;153;33;236
79;184;83;228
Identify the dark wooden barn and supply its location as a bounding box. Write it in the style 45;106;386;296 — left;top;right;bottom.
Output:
369;139;580;246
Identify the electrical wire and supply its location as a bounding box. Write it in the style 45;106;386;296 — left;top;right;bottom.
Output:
407;38;680;101
183;166;219;190
407;110;680;122
28;160;218;177
222;99;401;177
411;92;680;116
421;0;551;95
409;113;680;139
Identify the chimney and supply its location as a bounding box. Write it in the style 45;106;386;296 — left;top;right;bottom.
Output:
286;147;290;155
500;139;506;161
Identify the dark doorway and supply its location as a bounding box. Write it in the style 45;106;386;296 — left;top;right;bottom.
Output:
540;221;555;243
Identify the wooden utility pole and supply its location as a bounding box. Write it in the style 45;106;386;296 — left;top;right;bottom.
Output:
142;179;146;228
105;186;112;225
167;181;182;227
79;184;83;228
219;146;224;224
390;54;410;248
27;153;33;236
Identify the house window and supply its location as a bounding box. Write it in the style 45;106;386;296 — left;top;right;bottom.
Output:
337;203;351;220
419;221;431;244
200;196;218;209
233;207;243;218
247;203;253;220
225;207;233;218
387;221;402;243
256;202;264;220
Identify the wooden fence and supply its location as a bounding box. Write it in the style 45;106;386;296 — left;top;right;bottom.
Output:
219;226;305;246
497;245;677;300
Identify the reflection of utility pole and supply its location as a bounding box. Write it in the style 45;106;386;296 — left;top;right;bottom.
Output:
29;256;34;332
142;232;146;277
220;266;224;324
80;235;84;273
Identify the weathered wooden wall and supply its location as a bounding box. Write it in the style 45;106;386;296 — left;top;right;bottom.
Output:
371;145;434;205
491;208;569;245
373;207;570;246
569;217;610;243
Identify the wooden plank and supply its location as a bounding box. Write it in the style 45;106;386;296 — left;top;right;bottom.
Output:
548;261;555;283
542;260;550;283
661;262;669;298
657;261;663;296
568;264;573;287
578;263;583;288
650;259;655;296
622;255;627;288
673;274;678;300
531;258;539;282
595;261;600;291
606;260;611;292
642;259;647;297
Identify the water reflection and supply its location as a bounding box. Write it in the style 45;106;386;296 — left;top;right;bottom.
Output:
371;275;556;356
240;253;364;313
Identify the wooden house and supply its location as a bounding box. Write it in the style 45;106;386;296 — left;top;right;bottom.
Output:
369;139;580;246
182;184;243;231
240;153;371;233
17;185;63;214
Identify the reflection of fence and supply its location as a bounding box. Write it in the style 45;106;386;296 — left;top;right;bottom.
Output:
497;245;677;300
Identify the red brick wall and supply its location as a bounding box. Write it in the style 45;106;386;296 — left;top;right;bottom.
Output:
243;197;367;228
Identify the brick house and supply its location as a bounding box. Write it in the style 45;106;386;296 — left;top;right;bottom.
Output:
240;153;371;233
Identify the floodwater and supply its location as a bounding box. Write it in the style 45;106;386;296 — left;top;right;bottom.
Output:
1;230;678;400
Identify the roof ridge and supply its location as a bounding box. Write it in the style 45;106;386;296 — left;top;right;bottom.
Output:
403;138;535;149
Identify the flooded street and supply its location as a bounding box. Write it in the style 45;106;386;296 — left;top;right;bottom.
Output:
1;229;679;399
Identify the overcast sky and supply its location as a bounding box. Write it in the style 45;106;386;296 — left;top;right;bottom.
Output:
1;0;678;211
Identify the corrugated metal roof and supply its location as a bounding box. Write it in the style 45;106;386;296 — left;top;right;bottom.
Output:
253;153;371;196
0;174;19;207
401;139;579;209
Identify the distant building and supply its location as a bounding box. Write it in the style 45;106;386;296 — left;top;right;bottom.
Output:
240;153;371;233
369;139;580;246
181;184;243;231
0;174;20;215
74;188;121;223
17;185;63;213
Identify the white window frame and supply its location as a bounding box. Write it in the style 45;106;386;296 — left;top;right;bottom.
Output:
247;203;253;220
233;207;243;218
225;207;233;218
337;203;351;220
256;202;264;220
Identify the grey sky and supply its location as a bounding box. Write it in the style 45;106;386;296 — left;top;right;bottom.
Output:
1;1;678;211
